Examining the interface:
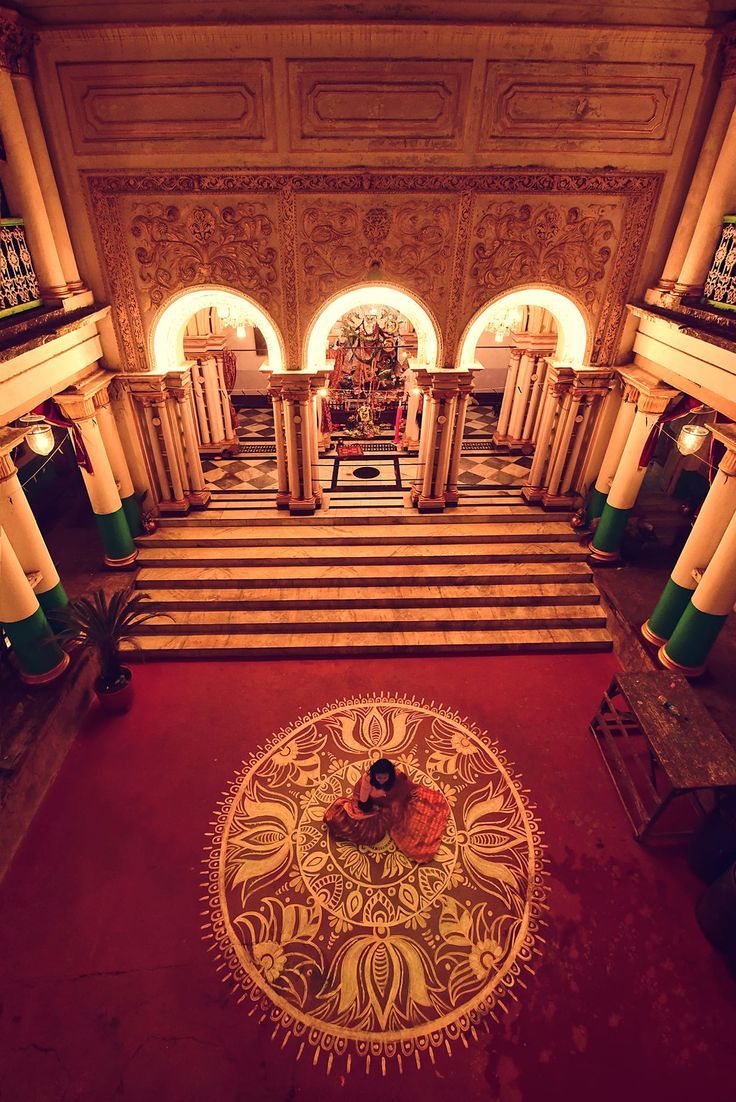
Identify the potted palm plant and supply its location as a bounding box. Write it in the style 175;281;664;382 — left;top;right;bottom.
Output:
55;586;161;713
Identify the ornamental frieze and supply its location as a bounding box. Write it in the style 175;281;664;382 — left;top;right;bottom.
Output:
85;170;660;371
130;201;279;312
297;196;456;312
468;200;617;315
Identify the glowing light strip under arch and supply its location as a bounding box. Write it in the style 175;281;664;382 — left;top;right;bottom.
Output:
150;287;285;374
458;289;588;368
305;285;440;373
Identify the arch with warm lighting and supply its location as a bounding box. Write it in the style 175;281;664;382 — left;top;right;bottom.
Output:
456;288;590;369
149;286;286;374
304;283;442;373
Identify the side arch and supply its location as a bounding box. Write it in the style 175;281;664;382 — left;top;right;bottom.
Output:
456;287;590;368
149;286;286;374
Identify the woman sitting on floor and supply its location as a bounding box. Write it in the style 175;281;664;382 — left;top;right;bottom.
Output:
324;757;449;864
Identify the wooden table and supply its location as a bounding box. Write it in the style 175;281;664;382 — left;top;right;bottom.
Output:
590;670;736;842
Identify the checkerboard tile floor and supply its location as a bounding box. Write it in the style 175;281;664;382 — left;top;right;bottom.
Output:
207;402;525;492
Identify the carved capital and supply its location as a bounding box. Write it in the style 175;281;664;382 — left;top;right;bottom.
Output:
0;13;38;75
55;393;96;422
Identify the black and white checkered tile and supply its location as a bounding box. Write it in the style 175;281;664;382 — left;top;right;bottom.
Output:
235;408;274;440
202;456;278;491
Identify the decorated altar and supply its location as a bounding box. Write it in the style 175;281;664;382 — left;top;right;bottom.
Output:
322;306;417;444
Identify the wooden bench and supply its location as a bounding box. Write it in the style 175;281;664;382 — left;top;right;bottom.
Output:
590;670;736;842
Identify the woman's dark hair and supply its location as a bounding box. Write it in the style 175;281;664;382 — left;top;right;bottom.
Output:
369;758;396;790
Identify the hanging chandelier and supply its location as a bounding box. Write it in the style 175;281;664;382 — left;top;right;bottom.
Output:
486;305;524;343
19;413;55;456
216;303;253;339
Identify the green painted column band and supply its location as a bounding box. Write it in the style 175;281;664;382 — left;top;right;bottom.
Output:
37;581;69;631
121;493;143;538
592;502;630;554
94;507;136;561
2;605;66;677
586;487;608;525
646;577;693;643
664;602;728;671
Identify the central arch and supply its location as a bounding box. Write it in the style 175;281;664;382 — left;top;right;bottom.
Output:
456;287;590;369
304;283;442;373
149;286;286;374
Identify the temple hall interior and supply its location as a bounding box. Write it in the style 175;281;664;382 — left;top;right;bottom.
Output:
1;2;736;1099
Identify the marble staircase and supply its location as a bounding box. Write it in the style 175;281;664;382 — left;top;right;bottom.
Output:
129;488;611;658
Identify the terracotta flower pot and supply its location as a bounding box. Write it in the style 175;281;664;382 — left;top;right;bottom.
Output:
95;666;134;714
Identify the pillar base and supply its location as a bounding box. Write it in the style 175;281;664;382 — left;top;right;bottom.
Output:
276;491;291;509
588;541;621;563
20;649;70;685
444;489;460;507
542;491;577;510
418;495;446;513
401;434;420;453
158;498;191;515
289;499;317;516
641;620;668;647
493;433;511;447
657;644;706;678
522;486;545;503
188;490;212;509
507;437;534;454
104;548;139;569
199;436;239;456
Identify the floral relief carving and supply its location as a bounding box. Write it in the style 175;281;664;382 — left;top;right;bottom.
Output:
470;201;616;313
299;199;454;305
130;201;278;311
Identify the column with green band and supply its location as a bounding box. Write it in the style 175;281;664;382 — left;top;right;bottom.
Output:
0;428;69;629
586;386;637;524
0;527;69;684
660;504;736;676
644;438;736;646
55;391;137;568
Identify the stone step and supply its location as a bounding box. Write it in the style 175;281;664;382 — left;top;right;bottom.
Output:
155;506;562;527
137;603;607;634
138;521;575;548
125;625;613;658
141;580;601;610
135;539;588;567
135;560;593;589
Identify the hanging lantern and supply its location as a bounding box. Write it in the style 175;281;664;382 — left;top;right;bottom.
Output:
676;424;709;455
20;414;55;456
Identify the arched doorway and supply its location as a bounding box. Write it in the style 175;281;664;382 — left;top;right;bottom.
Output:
143;287;288;503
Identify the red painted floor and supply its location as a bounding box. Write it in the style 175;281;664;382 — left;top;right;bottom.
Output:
1;653;735;1102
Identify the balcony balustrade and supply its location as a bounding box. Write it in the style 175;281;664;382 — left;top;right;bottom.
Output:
0;218;42;320
703;215;736;313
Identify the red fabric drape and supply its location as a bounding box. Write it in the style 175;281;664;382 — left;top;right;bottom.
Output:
33;400;94;473
638;395;703;468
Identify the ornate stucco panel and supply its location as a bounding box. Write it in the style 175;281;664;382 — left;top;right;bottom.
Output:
464;196;621;329
294;193;458;330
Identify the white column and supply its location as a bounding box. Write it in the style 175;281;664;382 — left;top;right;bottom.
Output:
494;349;521;443
0;66;66;298
11;71;84;291
676;102;736;294
507;351;535;444
0;441;66;615
446;385;472;506
0;526;69;683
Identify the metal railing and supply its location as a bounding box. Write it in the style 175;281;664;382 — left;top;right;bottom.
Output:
0;218;42;320
703;215;736;313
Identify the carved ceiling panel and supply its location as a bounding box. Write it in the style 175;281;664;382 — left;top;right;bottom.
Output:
481;62;692;154
58;60;275;154
86;171;660;372
288;60;472;151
